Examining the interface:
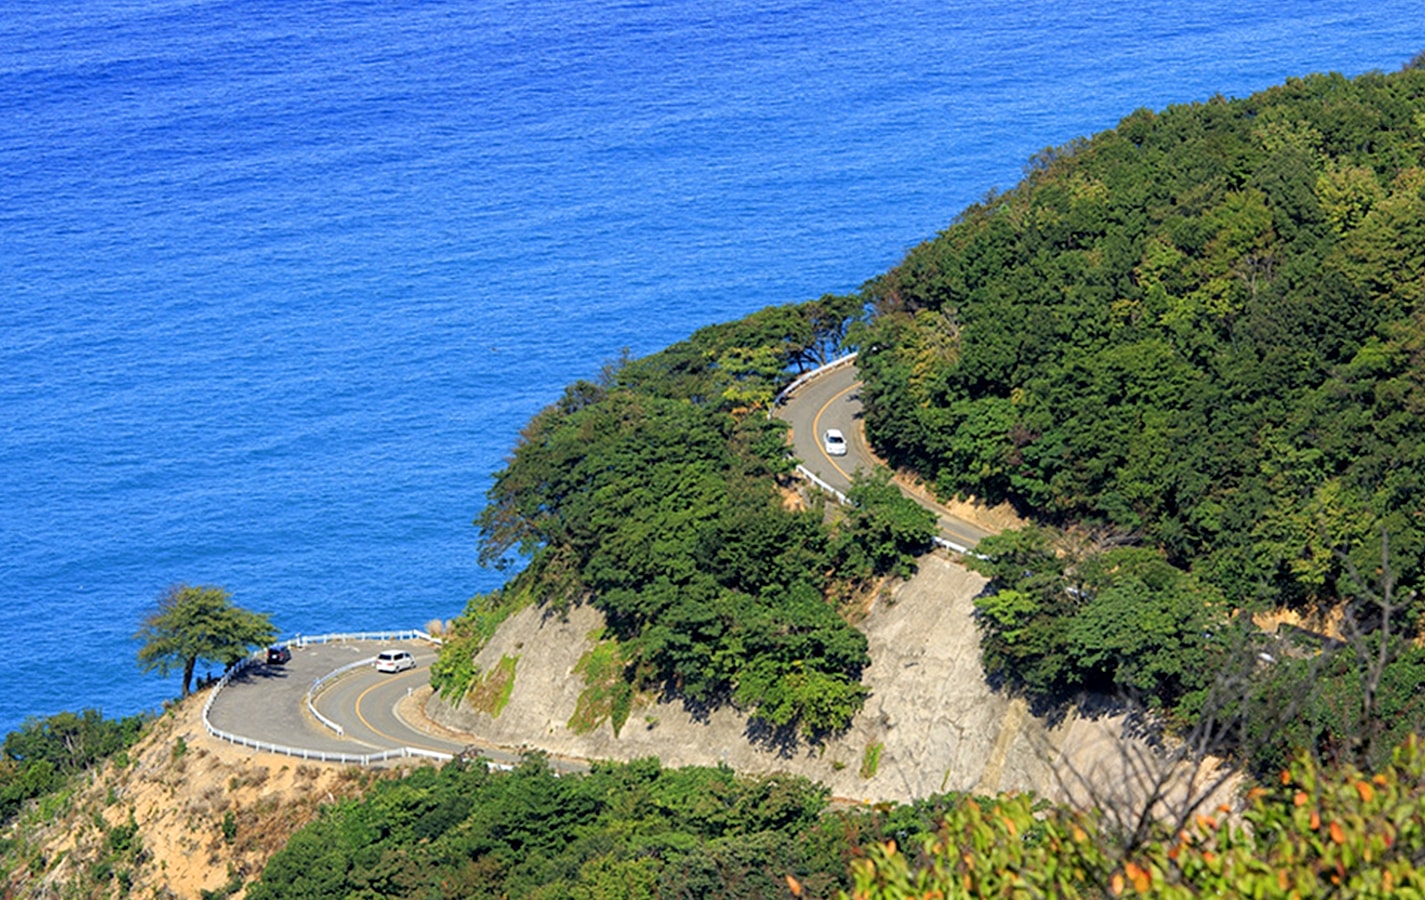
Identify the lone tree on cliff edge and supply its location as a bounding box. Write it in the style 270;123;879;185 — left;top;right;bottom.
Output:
135;584;276;697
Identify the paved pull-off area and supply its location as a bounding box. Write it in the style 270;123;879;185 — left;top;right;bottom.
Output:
209;641;496;762
209;638;590;772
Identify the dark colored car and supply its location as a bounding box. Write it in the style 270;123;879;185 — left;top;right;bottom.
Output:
266;645;292;665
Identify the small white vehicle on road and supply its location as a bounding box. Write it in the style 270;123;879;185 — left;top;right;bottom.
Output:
374;649;416;673
823;428;848;456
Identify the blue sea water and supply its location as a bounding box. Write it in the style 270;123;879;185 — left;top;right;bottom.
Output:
1;0;1421;735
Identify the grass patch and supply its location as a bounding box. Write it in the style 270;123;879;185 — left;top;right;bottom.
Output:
466;655;519;717
36;787;74;823
860;742;883;779
430;586;533;701
568;631;634;736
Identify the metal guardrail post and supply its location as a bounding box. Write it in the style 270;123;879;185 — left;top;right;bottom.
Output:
775;353;987;560
202;630;453;767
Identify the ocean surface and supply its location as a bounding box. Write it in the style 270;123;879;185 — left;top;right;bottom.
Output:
1;0;1421;734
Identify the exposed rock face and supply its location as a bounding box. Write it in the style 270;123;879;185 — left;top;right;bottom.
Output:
427;554;1225;808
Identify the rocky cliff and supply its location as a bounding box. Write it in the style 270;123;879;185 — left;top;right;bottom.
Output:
426;552;1219;810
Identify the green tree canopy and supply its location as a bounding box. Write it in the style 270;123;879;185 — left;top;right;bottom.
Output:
851;63;1425;743
856;64;1425;611
0;709;146;824
249;753;966;900
830;469;938;582
135;584;276;697
437;295;876;739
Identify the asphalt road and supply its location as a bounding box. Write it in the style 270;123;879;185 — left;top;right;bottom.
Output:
308;644;462;756
207;360;989;766
776;360;992;551
206;639;539;767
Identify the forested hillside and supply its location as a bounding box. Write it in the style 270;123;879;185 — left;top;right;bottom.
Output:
254;61;1425;899
856;63;1425;765
247;755;959;899
432;296;935;739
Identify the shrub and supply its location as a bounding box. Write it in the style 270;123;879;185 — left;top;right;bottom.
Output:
860;743;883;779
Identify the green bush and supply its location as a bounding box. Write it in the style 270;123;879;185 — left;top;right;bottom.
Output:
0;709;147;825
860;743;883;779
430;587;530;701
830;470;936;582
847;733;1425;898
569;635;634;735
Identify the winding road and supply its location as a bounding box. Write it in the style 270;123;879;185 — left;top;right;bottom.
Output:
210;358;992;764
207;641;449;754
206;639;587;771
777;359;992;551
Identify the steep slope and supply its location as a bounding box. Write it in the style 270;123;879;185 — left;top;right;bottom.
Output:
426;551;1229;811
2;695;389;899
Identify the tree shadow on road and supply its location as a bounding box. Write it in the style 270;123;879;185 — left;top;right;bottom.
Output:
224;665;290;685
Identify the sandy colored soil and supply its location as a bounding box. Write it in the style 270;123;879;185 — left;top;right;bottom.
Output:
3;691;397;900
427;552;1236;814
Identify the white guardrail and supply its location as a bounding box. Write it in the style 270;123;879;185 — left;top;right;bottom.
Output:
305;657;373;737
773;353;982;559
292;629;440;647
771;351;858;408
200;355;984;766
201;629;456;767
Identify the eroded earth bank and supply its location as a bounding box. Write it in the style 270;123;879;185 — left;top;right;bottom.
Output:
425;552;1218;810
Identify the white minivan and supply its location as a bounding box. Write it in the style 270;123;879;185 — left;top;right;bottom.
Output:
374;649;416;673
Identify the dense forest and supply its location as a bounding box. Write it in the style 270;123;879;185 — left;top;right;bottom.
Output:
859;66;1425;600
246;754;959;899
431;295;935;739
247;737;1425;899
853;63;1425;767
10;61;1425;898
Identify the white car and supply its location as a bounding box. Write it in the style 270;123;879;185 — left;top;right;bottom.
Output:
823;428;848;456
374;649;416;673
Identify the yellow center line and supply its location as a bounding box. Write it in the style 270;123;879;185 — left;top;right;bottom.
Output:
353;669;456;754
804;379;989;548
811;381;861;483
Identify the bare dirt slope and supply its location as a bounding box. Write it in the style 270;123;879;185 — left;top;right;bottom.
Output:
4;550;1229;898
427;552;1230;810
3;694;391;900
